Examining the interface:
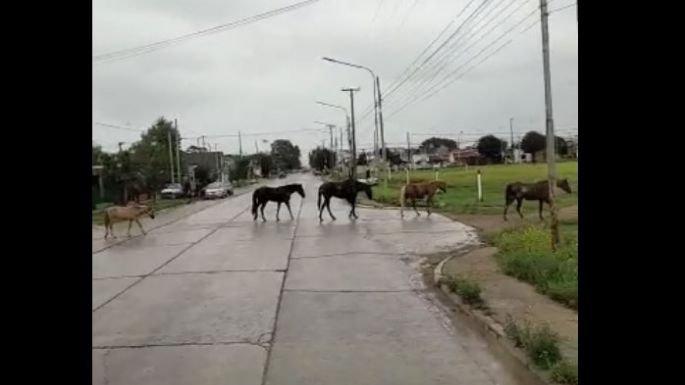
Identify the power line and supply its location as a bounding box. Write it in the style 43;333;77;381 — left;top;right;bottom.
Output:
93;0;321;64
93;122;144;133
381;0;529;114
549;2;576;13
384;5;543;119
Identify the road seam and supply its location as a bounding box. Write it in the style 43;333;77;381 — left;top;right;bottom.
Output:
92;206;250;313
259;197;304;385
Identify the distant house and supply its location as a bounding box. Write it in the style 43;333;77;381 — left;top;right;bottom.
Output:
184;151;225;180
450;148;481;165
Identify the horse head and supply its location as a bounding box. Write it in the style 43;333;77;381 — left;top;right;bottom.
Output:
141;205;155;219
558;178;572;194
358;181;373;200
434;181;447;193
293;184;306;198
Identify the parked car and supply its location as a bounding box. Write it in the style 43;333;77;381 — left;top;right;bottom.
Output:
313;170;322;176
203;181;234;199
278;171;286;178
161;183;184;199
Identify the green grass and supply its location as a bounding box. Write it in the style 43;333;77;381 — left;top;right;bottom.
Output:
550;360;579;385
494;220;578;309
504;316;563;370
442;275;486;308
92;199;186;225
371;162;578;215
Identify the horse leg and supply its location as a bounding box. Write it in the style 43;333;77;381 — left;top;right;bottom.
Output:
516;198;524;219
127;220;133;237
539;200;546;221
412;199;420;216
319;196;326;222
326;197;336;221
350;200;358;219
276;202;282;222
261;202;267;222
426;196;433;217
285;201;294;220
503;195;514;221
135;219;146;235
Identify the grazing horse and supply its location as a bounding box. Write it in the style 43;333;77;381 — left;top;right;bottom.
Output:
503;178;572;221
400;180;447;218
103;204;155;239
252;184;305;222
317;179;373;221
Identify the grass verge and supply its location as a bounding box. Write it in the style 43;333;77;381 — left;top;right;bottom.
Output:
493;220;577;309
504;316;563;370
441;275;486;308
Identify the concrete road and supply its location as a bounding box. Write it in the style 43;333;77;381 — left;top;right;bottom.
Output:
93;174;525;385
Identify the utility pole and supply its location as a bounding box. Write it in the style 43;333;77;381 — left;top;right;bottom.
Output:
238;131;243;157
376;76;386;162
342;87;360;180
540;0;560;249
167;130;175;184
255;140;259;154
509;118;514;150
328;125;334;149
406;132;412;167
175;119;182;182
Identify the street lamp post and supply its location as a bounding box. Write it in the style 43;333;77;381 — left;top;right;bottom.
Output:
316;100;350;160
322;57;386;162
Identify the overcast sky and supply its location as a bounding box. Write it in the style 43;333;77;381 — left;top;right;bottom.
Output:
93;0;577;158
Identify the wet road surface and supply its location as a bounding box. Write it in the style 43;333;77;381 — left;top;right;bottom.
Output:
93;174;526;385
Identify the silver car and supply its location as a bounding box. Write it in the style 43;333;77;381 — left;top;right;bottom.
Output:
160;183;184;199
203;182;234;199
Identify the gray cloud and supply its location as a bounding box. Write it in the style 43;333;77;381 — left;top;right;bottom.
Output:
93;0;577;155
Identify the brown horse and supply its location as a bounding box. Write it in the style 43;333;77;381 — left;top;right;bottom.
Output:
400;180;447;218
103;204;155;239
503;178;572;221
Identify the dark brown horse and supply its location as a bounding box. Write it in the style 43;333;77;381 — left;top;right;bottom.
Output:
252;184;305;222
400;180;447;217
317;179;372;221
503;178;572;221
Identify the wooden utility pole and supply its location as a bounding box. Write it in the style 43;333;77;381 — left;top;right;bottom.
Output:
167;130;175;184
175;119;182;182
540;0;560;249
342;87;360;180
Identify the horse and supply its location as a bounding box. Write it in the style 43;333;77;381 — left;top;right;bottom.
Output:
399;180;447;218
103;204;155;239
317;179;373;222
503;178;572;221
252;183;305;222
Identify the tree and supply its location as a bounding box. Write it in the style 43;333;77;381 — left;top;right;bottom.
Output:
419;137;458;152
129;117;181;191
555;136;568;156
254;153;274;177
476;135;506;163
229;158;251;182
308;147;336;171
520;131;546;162
387;150;404;166
357;152;368;166
270;139;301;171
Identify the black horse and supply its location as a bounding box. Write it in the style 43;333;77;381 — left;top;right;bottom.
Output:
317;179;373;222
503;178;572;221
252;184;305;222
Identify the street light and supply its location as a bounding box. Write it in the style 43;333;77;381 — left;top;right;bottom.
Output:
322;56;386;161
316;101;349;152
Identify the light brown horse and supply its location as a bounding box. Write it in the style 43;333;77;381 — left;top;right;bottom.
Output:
400;180;447;218
103;204;155;239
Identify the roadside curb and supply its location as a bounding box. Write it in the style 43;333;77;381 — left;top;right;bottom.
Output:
433;250;554;385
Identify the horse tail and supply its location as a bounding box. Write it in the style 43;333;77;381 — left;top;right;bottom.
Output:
399;184;407;210
251;190;259;216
